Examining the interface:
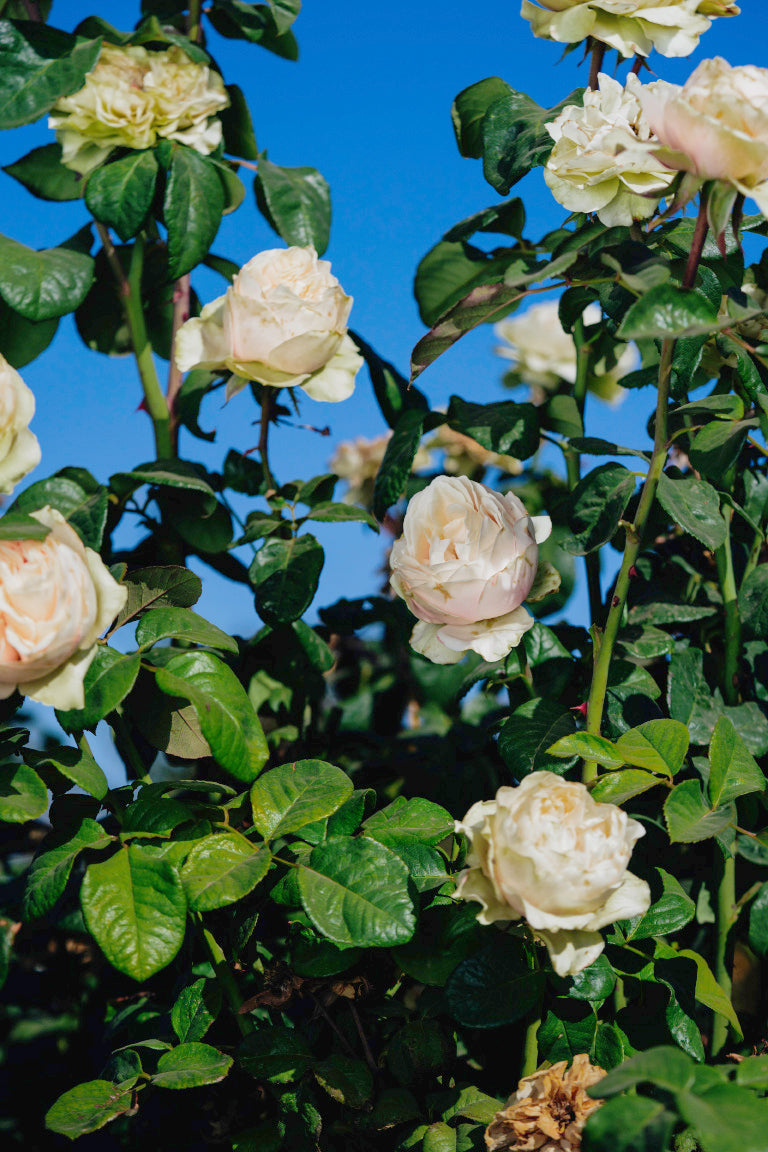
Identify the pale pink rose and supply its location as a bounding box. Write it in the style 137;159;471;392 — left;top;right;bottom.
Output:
0;508;127;709
454;772;650;976
0;354;40;495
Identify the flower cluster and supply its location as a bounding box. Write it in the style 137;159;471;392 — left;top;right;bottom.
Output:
0;354;40;495
49;43;229;174
389;475;553;664
175;246;363;403
495;301;635;405
520;0;738;60
454;772;650;976
0;508;127;710
544;73;675;227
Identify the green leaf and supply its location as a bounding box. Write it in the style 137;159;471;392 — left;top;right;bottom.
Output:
708;716;765;807
615;720;689;778
372;408;430;519
161;144;225;279
617;285;718;340
298;836;415;947
238;1025;313;1083
413;240;512;328
451;76;511;158
664;780;734;844
45;1080;135;1140
155;651;268;783
624;869;695;941
446;934;543;1028
9;467;107;549
564;464;636;555
251;759;353;840
410;279;527;381
482;87;585;194
24;817;111;920
3;142;82;201
739;567;768;639
0;232;93;321
85;151;158;242
688;419;752;483
305;501;379;531
314;1054;373;1109
254;157;331;255
590;768;661;805
498;699;577;778
207;0;298;58
0;512;50;540
671;947;741;1034
57;649;140;733
180;833;270;911
351;330;429;430
136;607;238;654
393;903;481;987
0;761;48;823
364;797;453;847
442;1085;504;1125
111;458;215;498
26;742;109;799
0;297;58;367
446;395;539;460
547;732;623;768
114;565;202;628
583;1096;676;1152
676;1084;768;1152
656;474;726;551
171;978;222;1044
594;1045;695;1097
248;533;324;624
568;954;617;1003
80;846;187;980
748;882;768;956
0;20;101;129
220;81;258;159
153;1042;232;1090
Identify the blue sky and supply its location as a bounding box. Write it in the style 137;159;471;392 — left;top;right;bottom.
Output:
0;0;760;676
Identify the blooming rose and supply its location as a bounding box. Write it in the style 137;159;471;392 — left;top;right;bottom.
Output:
0;355;41;495
454;772;650;976
389;475;552;664
544;73;675;226
520;0;738;60
0;508;127;709
49;43;229;175
495;301;636;404
175;246;363;403
485;1055;605;1152
330;433;433;506
641;58;768;216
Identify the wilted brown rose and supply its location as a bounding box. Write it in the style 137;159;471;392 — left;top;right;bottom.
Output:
485;1054;605;1152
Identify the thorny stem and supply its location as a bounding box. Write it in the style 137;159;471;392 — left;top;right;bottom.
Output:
572;323;603;624
166;274;190;455
588;40;605;91
193;914;253;1036
258;388;277;494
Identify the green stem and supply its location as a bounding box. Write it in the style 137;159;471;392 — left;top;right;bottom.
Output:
187;0;203;41
521;1010;540;1078
715;509;741;708
193;914;253;1036
712;850;736;1057
572;329;603;624
258;388;277;494
126;237;173;459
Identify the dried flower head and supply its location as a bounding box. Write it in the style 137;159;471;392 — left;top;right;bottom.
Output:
485;1055;605;1152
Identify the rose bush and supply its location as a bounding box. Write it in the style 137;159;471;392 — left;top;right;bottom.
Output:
454;772;650;975
389;475;552;663
520;0;738;59
0;508;127;709
0;354;40;495
175;245;364;402
49;42;229;174
641;57;768;215
544;73;675;226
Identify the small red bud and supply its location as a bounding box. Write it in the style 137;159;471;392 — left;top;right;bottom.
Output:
628;565;639;579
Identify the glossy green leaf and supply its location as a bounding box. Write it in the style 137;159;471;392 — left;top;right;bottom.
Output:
161;144;225;278
593;1045;695;1097
305;501;379;530
251;759;353;840
615;720;689;778
351;330;429;430
114;565;202;628
413;240;513;327
446;934;543;1028
0;20;101;128
207;0;298;58
0;761;48;823
45;1080;134;1140
111;458;215;497
180;834;270;911
617;285;718;340
446;395;539;460
155;651;268;782
57;649;141;733
81;846;187;980
664;780;733;844
410;279;527;381
451;76;511;158
9;466;107;549
708;716;765;808
582;1096;676;1152
688;419;752;483
237;1025;313;1083
314;1054;372;1109
0;297;58;367
547;732;623;768
171;979;222;1044
372;408;431;519
364;797;453;846
747;882;768;956
564;464;636;555
85;151;158;242
136;607;238;654
656;474;726;551
590;768;660;805
481;86;584;194
298;836;415;947
250;534;324;624
220;82;258;159
153;1043;232;1089
393;903;482;987
25;742;109;799
676;1084;768;1152
255;157;331;255
24;817;111;920
624;869;695;941
498;699;577;778
739;566;768;639
0;233;93;321
3;142;82;201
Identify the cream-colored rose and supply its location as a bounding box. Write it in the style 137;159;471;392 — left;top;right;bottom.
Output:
0;508;127;709
641;58;768;215
544;73;675;226
389;475;552;664
520;0;738;59
427;424;523;477
0;355;41;495
330;433;433;506
454;772;650;976
175;246;363;403
495;301;636;403
49;43;228;175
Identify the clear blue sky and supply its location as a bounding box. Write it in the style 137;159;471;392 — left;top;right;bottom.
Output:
0;0;760;654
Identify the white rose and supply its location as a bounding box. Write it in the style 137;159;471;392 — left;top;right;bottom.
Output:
520;0;738;59
175;246;364;403
0;355;41;495
455;772;651;976
49;43;228;175
389;475;552;664
0;508;127;710
544;73;675;227
495;300;636;403
641;58;768;216
330;433;433;506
